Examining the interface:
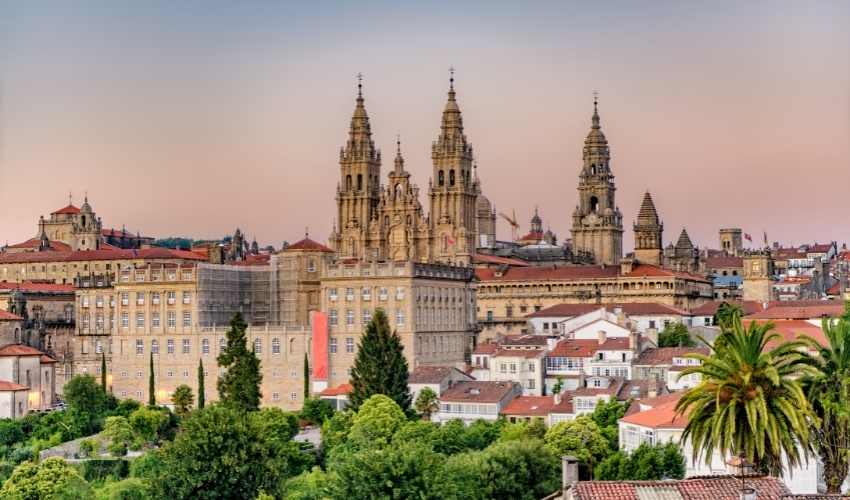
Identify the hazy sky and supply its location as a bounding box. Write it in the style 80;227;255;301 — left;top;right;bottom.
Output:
1;1;848;250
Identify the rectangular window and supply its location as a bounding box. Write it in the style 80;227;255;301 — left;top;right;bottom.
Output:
167;339;175;354
167;291;176;305
506;306;513;318
152;292;160;305
329;338;337;354
168;311;176;328
151;340;159;354
183;291;191;304
135;339;144;355
202;338;210;355
121;293;129;306
345;337;354;353
136;312;145;328
183;311;192;327
182;339;190;354
329;288;338;302
121;312;129;328
379;287;388;301
272;339;280;354
95;313;104;329
395;309;405;326
395;287;405;300
181;269;192;280
290;392;297;401
136;292;145;305
362;308;371;324
152;312;160;328
345;288;354;301
528;362;535;372
167;269;176;281
95;295;103;308
329;309;338;326
272;392;280;401
151;270;161;281
361;287;371;301
95;341;103;354
346;309;354;326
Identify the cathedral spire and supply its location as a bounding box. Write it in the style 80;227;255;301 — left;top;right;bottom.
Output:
344;73;377;161
637;191;660;226
592;91;600;129
439;67;464;140
392;135;408;176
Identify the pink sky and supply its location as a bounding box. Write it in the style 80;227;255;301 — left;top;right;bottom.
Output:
1;2;848;250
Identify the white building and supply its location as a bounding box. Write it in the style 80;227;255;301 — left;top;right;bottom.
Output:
527;303;687;336
0;344;58;418
408;365;473;403
435;380;520;424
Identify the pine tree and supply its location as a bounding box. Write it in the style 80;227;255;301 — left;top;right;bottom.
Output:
148;352;156;407
348;308;412;412
197;359;205;409
303;352;310;399
100;352;107;391
217;312;262;411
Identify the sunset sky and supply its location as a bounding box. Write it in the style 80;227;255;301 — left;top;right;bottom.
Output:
1;1;848;250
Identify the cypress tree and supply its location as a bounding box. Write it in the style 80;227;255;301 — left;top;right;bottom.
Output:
217;312;262;411
197;359;205;409
100;352;107;391
148;351;156;407
348;308;412;412
303;352;310;399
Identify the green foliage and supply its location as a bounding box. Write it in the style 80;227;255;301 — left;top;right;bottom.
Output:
320;410;354;456
65;375;111;433
128;407;170;446
112;399;141;419
93;477;151;500
552;376;564;395
803;317;850;493
595;442;685;480
658;322;694;347
0;419;24;447
152;237;194;250
101;353;108;391
197;359;205;410
303;352;310;400
128;450;165;479
714;301;744;330
348;308;412;412
78;459;129;483
497;420;545;442
676;316;815;475
103;417;133;457
590;399;629;453
150;404;312;500
300;398;334;425
392;420;440;448
171;385;194;416
0;457;93;499
348;395;407;448
217;313;263;412
79;438;99;458
148;353;156;407
280;467;330;500
544;416;610;476
434;438;559;500
432;419;501;455
414;387;439;420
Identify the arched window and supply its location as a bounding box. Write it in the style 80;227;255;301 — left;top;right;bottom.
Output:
349;238;356;256
442;235;448;252
449;170;456;186
395;183;402;197
346;175;352;190
590;196;599;213
253;338;262;354
438;170;445;186
406;215;412;225
289;338;296;354
384;216;389;227
357;174;363;191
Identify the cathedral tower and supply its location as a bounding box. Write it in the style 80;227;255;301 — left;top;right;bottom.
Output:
377;139;429;262
428;72;479;265
570;98;623;265
333;77;382;259
633;191;663;265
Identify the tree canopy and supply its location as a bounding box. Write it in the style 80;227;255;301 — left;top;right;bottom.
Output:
348;309;412;412
217;313;263;412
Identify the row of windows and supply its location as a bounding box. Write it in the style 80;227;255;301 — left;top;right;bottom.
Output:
80;291;191;307
128;337;299;356
498;362;536;374
328;309;404;326
81;310;193;329
119;268;193;282
117;390;299;401
328;287;404;302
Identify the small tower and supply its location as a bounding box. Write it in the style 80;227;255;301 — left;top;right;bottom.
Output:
633;191;663;266
743;251;775;302
530;207;543;235
719;228;743;256
570;95;623;265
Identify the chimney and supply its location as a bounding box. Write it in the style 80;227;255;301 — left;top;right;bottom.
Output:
597;330;606;345
740;488;757;500
562;455;579;492
645;327;659;348
614;306;625;326
554;391;561;405
628;331;639;352
620;257;634;275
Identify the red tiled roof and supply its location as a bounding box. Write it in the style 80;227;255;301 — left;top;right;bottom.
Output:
705;255;743;269
0;311;23;321
319;383;352;397
472;342;499;355
571;475;790;500
527;302;688;318
51;204;80;215
518;231;544;241
634;347;710;366
808;243;833;254
7;238;72;252
549;339;603;358
0;344;45;357
826;282;842;295
286;238;334;253
0;282;76;293
0;247;206;264
745;300;844;320
439;381;517;403
501;395;556;416
409;366;467;384
476;263;709;283
0;380;29;391
500;334;549;346
689;300;763;316
472;253;530;267
493;348;546;359
40;355;57;364
743;319;827;349
231;254;271;266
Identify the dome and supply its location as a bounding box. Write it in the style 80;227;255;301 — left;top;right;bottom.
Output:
476;195;492;212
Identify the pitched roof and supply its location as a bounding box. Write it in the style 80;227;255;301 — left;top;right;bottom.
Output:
476;263;709;283
472;342;499;355
409;366;466;384
231;254;271;266
550;339;605;358
0;380;29;391
439;381;517;403
528;302;688;318
745;300;845;320
743;319;827;349
636;191;660;225
500;395;573;416
675;229;694;250
0;310;23;321
0;247;206;264
286;237;334;253
619;395;687;429
319;383;352;397
472;253;530;267
51;204;80;215
689;300;763;316
705;255;743;269
571;475;790;500
7;238;72;252
0;344;45;356
634;347;710;366
500;334;549;347
40;354;57;364
0;282;76;293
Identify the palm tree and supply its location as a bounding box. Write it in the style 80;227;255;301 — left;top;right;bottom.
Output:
802;317;850;493
414;387;439;421
675;317;815;475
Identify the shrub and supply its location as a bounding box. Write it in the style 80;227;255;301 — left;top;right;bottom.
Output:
79;459;130;483
79;438;99;458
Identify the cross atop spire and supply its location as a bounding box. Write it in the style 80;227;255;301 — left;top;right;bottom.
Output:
356;72;363;98
305;227;309;239
449;66;455;91
592;90;600;129
68;191;73;206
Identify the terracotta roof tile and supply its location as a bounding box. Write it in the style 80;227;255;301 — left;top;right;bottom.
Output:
472;342;499;355
0;282;76;293
705;255;743;269
409;366;467;384
7;238;72;252
528;302;688;318
51;204;80;215
549;339;602;358
0;380;29;391
572;475;789;500
500;334;549;347
439;381;518;403
746;300;844;320
286;238;334;253
690;300;763;316
319;383;352;397
634;347;710;366
472;253;530;267
0;344;45;356
476;263;709;283
0;310;23;321
40;354;57;364
500;395;557;416
0;247;206;264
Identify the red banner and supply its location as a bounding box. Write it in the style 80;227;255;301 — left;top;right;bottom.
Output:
311;311;328;380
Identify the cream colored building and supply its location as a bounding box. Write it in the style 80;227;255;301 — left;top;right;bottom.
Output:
0;344;57;417
318;260;476;391
742;251;775;302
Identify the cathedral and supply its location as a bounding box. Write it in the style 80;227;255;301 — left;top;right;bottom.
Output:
329;75;491;266
570;99;624;265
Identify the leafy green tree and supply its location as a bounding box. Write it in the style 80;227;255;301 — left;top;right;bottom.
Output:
658;322;694;347
714;301;744;330
498;419;545;442
0;419;24;446
326;441;443;499
321;410;354;456
128;407;170;446
197;359;205;410
595;450;628;480
217;313;263;412
300;398;334;425
543;416;610;478
552;376;564;395
103;416;133;457
171;385;194;416
303;352;310;399
280;467;331;500
434;439;559;500
803;317;850;493
348;309;412;412
590;399;629;452
152;405;311;500
79;438;98;458
101;353;108;391
414;387;439;420
676;317;815;475
0;457;92;499
128;449;166;479
64;374;109;416
596;442;685;480
93;477;151;500
392;420;440;448
348;395;407;449
148;353;155;407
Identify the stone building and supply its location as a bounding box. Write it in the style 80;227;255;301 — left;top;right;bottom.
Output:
329;76;486;266
663;229;700;273
742;250;776;302
718;228;743;256
632;192;663;266
570;99;623;265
